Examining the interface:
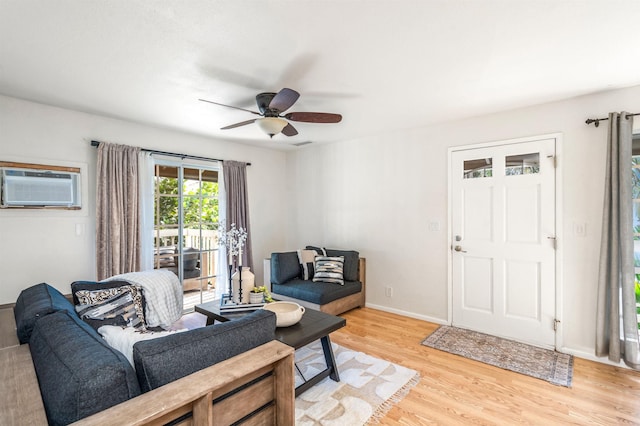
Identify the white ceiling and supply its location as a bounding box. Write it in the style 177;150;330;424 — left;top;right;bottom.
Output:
2;1;640;150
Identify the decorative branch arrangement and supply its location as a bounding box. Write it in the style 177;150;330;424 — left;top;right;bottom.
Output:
220;223;248;267
219;223;249;306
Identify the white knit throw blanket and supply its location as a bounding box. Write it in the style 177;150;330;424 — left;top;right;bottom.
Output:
104;269;183;327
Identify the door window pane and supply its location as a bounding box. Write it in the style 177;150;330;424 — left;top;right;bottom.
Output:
463;158;493;179
156;197;179;226
505;153;540;175
156;166;179;194
153;163;220;312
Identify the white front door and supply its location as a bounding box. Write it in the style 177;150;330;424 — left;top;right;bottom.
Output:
450;137;557;349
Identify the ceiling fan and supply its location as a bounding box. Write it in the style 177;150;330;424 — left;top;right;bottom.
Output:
199;88;342;138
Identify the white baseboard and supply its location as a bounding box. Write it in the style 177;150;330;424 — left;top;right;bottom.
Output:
365;303;448;325
365;303;631;370
560;346;631;369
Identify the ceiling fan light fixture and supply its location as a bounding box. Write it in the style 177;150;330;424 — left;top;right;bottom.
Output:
257;117;288;138
201;88;339;138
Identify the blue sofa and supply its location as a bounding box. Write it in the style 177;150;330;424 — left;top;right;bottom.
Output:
265;247;366;315
14;283;278;425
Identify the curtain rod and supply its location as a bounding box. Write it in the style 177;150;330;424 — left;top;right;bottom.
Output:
90;140;251;166
585;112;640;128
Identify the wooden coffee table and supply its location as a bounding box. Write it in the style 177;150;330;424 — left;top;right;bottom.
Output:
195;300;346;396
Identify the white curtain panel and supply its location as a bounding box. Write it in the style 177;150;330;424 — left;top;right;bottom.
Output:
138;151;155;271
216;163;229;298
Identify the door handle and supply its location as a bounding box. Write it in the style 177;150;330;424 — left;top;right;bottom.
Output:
454;245;467;253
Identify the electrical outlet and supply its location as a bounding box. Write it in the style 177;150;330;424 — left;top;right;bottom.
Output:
385;286;393;297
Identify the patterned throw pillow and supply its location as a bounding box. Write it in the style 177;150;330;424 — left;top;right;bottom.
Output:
306;246;328;257
75;285;146;330
297;249;317;280
312;256;345;285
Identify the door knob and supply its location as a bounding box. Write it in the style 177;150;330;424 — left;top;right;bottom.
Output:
454;245;467;253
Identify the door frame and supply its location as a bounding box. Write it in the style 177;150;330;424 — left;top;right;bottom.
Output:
447;133;564;350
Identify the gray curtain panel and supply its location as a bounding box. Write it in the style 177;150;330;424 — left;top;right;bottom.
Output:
96;142;141;280
223;160;253;270
596;112;640;369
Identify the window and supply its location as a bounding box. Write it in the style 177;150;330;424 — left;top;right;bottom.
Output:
505;153;540;175
153;162;221;311
463;158;493;179
633;151;640;329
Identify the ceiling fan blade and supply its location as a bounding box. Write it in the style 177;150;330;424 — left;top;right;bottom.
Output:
221;119;257;130
269;88;300;112
284;112;342;123
281;123;299;137
199;98;261;115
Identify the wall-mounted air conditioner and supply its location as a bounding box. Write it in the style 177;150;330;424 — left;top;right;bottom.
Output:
1;167;81;208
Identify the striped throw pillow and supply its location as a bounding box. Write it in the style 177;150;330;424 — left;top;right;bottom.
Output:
312;256;345;285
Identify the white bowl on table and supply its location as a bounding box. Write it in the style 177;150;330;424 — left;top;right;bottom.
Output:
263;301;305;327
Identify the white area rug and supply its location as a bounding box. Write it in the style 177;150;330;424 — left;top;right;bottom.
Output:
295;341;420;425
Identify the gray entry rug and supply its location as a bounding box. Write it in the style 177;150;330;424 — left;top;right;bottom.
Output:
422;326;573;387
295;341;420;425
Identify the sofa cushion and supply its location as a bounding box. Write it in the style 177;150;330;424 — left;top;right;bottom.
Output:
313;256;345;285
271;251;301;284
307;246;360;281
272;279;362;305
29;310;141;425
133;309;276;392
14;283;76;344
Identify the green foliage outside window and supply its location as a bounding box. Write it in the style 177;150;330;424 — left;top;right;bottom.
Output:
155;176;219;231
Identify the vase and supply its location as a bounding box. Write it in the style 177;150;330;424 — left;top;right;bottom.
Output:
249;292;264;304
231;267;255;304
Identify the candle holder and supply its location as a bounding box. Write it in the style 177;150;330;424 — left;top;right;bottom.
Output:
238;266;243;304
220;264;234;306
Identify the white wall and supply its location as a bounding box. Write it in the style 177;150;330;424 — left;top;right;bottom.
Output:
285;84;640;363
5;83;640;365
0;95;288;304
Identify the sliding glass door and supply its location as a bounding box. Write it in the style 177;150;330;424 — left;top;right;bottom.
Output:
153;161;220;311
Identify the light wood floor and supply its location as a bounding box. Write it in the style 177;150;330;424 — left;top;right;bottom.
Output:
332;307;640;425
4;306;639;424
